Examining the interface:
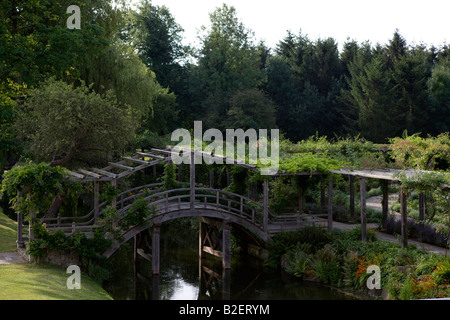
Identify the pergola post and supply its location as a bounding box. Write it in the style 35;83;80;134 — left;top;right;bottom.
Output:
93;181;99;223
17;211;24;248
111;178;117;209
360;177;367;242
327;176;333;230
400;187;408;248
297;183;303;223
381;180;389;228
349;176;355;222
209;169;214;188
190;149;195;210
263;179;269;234
222;219;231;269
418;192;425;221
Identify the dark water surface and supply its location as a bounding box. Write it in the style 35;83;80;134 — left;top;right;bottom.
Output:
103;222;357;300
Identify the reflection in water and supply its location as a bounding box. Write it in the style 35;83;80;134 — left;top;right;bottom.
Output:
103;222;357;300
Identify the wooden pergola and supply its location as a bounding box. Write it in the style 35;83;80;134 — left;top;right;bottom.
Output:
330;168;450;248
52;148;449;249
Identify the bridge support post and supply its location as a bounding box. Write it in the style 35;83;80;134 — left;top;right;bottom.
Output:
222;219;231;269
152;223;161;274
199;217;231;270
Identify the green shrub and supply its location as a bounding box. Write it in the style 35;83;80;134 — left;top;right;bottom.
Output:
312;246;342;286
285;249;310;278
265;227;332;268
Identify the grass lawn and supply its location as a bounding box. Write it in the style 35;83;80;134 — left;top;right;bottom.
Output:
0;208;18;252
0;263;113;300
0;207;113;300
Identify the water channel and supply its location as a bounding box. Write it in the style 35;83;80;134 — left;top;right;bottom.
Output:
103;219;358;300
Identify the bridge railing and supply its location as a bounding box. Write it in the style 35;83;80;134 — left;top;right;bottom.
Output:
42;182;166;232
41;184;282;235
113;187;269;230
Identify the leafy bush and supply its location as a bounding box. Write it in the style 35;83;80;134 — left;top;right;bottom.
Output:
284;248;310;278
119;197;155;228
311;246;342;286
265;227;332;268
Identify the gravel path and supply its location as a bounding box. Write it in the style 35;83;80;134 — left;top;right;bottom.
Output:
0;250;28;265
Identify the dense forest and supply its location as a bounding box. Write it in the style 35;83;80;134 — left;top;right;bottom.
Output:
1;0;450;171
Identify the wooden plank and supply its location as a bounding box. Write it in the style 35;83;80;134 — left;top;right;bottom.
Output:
136;152;165;160
92;168;117;179
108;162;134;171
66;170;85;179
152;224;161;274
78;169;101;179
222;220;231;269
137;248;152;262
123;156;151;165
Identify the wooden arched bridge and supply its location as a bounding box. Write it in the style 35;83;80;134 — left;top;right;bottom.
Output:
17;148;324;274
17;147;448;273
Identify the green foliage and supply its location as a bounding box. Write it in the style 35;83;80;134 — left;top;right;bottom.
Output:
311;246;342;285
390;133;450;170
394;171;450;193
269;178;297;214
15;78;136;168
0;162;82;217
284;246;311;278
265;227;333;268
226;88;277;130
119;197;155;229
163;162;180;190
279;153;346;174
26;221;112;283
224;165;248;196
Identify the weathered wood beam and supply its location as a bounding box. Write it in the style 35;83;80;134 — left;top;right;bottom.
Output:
122;156;151;165
78;169;101;179
136;152;165;160
66;170;85;179
108;162;134;171
92;168;117;179
222;219;231;269
152;223;161;274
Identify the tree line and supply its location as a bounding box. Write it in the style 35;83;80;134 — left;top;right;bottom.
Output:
1;0;449;171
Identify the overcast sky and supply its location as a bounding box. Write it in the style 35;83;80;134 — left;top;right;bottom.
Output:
129;0;450;51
